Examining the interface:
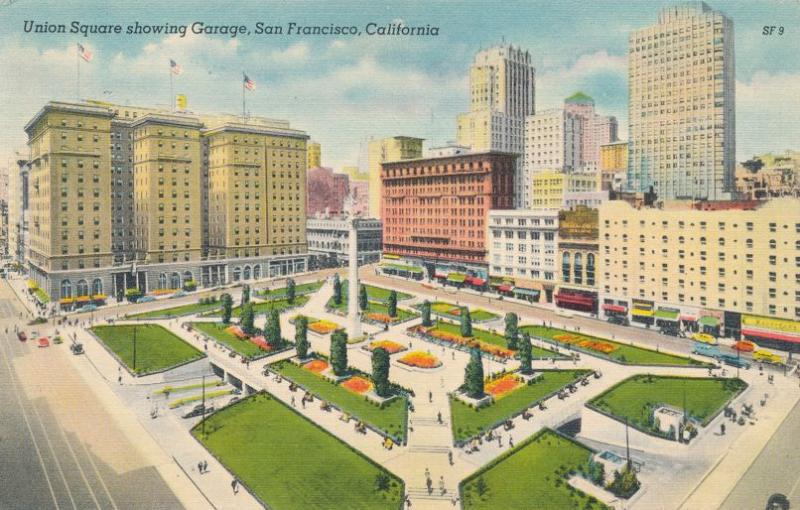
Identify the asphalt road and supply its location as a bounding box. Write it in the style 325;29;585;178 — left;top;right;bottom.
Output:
720;396;800;510
0;283;183;510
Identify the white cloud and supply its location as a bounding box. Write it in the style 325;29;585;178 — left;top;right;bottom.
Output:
736;71;800;160
269;42;310;64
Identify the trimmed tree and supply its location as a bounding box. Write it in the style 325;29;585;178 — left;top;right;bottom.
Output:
240;302;255;336
421;300;433;327
221;293;233;324
333;273;342;306
387;290;398;318
266;308;281;347
460;307;473;337
330;329;348;376
519;332;533;374
241;284;250;306
371;347;391;398
359;284;369;311
295;315;310;359
463;348;484;398
286;278;296;304
505;312;519;350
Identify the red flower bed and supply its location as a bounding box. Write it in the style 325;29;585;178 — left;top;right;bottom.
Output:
366;312;394;323
341;376;373;394
425;328;513;359
398;351;442;369
578;339;617;354
303;359;329;374
485;374;522;399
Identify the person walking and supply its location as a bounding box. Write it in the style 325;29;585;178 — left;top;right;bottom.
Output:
291;396;296;407
428;391;432;403
231;478;238;494
202;460;208;473
509;436;514;448
439;476;446;496
448;449;453;466
197;461;203;474
437;411;443;424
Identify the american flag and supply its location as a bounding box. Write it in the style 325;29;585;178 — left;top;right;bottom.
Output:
170;59;182;75
243;73;256;91
77;43;92;62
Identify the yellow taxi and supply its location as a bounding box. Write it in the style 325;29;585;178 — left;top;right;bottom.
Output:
691;332;718;345
753;349;783;365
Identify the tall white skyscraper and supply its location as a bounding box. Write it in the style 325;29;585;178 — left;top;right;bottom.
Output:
457;45;535;207
627;1;735;200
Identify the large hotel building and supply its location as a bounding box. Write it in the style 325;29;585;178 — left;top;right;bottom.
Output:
381;149;516;278
627;1;735;200
24;100;309;303
598;198;800;351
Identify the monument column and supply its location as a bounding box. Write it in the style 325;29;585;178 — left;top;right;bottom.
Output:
347;217;362;338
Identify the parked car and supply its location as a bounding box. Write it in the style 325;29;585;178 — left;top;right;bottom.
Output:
77;304;98;313
732;340;757;352
717;353;750;369
182;404;214;419
17;331;27;341
692;342;721;358
70;343;84;355
138;296;156;303
753;349;783;365
170;291;188;299
691;332;718;345
37;337;50;348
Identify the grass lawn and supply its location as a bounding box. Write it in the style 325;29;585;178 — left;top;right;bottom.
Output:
588;374;747;430
193;393;404;510
432;321;561;359
425;301;499;323
460;428;609;510
257;280;323;299
271;359;408;442
450;370;589;443
327;280;413;311
190;321;269;359
204;296;309;318
520;324;709;367
90;324;204;375
127;300;221;319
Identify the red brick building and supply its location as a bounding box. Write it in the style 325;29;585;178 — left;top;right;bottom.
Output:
307;166;350;216
381;151;516;269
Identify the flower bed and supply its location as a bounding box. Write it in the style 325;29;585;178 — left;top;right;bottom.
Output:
365;340;407;354
485;374;522;400
554;333;617;354
365;312;393;323
308;320;340;335
303;359;329;374
423;327;514;359
225;325;248;339
341;376;373;395
398;351;442;369
151;288;179;296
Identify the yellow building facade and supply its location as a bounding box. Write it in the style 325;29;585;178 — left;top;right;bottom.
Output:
367;136;423;218
531;170;600;209
599;141;628;191
307;141;321;168
598;199;800;347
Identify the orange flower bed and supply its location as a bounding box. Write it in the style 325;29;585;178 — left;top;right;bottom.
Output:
553;334;579;343
366;340;407;354
577;339;617;354
151;288;179;296
485;374;522;399
341;376;373;394
426;328;513;359
308;320;339;334
398;351;442;369
303;359;329;374
366;312;394;323
225;325;248;339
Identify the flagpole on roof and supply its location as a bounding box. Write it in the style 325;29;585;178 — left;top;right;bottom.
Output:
169;61;174;112
76;43;80;101
242;71;246;122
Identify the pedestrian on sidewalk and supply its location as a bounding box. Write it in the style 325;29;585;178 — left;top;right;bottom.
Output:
437;411;443;424
118;374;122;385
497;433;502;448
426;477;433;495
231;478;238;494
202;460;208;473
428;391;432;403
439;476;446;496
509;436;514;448
448;450;453;465
291;396;296;407
197;461;203;474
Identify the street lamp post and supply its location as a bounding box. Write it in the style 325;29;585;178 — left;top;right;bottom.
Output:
201;374;206;438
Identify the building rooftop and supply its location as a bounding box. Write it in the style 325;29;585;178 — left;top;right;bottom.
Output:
565;91;594;105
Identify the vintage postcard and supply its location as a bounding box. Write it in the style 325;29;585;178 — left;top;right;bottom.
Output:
1;0;799;509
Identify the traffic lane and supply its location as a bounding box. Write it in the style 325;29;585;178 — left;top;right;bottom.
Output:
720;398;800;510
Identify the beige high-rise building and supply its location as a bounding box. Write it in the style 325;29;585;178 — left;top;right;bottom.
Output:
367;136;423;218
457;45;535;207
598;199;800;346
600;141;629;191
627;1;735;200
307;141;321;168
24;100;309;303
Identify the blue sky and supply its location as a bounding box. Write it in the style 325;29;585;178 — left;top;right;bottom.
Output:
1;0;798;171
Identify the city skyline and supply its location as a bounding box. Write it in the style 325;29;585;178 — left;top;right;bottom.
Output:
1;0;798;173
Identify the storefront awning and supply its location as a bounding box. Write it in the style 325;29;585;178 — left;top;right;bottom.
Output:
632;309;654;318
555;293;595;306
447;273;466;283
603;304;627;313
514;288;540;297
434;272;447;279
742;328;800;344
654;309;680;321
466;276;486;286
498;284;513;292
699;316;719;327
680;315;697;322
